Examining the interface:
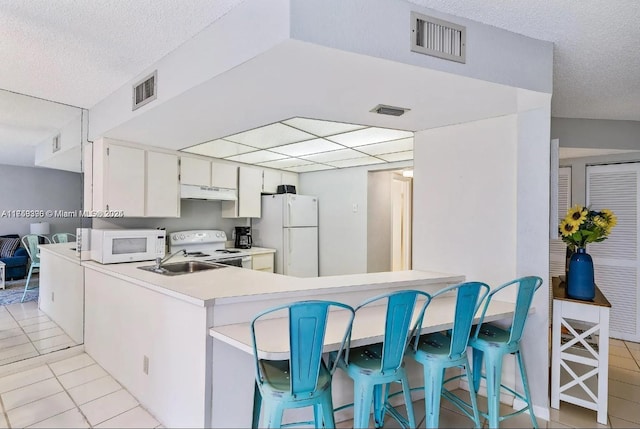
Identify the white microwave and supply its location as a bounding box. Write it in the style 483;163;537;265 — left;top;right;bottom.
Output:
91;229;166;264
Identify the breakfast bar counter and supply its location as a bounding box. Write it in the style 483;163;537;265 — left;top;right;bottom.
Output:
81;258;466;428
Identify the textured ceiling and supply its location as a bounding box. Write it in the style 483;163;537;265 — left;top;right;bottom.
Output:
0;0;244;108
1;0;638;120
408;0;640;121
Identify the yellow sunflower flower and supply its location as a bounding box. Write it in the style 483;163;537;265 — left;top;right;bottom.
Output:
566;204;588;226
560;219;577;237
593;215;608;229
601;209;617;228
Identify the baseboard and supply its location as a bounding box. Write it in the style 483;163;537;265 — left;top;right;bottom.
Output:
513;397;550;422
0;344;85;377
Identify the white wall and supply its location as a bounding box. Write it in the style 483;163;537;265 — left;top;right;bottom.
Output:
0;164;83;237
299;162;410;276
367;170;393;273
412;109;551;416
92;199;247;241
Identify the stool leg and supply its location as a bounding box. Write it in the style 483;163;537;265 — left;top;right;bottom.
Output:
516;351;538;429
320;389;336;428
423;366;444;428
252;382;262;428
463;358;482;429
400;371;416;429
485;352;502;429
471;348;484;393
373;384;385;427
21;266;33;302
263;401;284;429
353;380;374;429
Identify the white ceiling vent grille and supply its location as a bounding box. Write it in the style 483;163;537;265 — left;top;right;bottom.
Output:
132;71;157;111
410;12;466;63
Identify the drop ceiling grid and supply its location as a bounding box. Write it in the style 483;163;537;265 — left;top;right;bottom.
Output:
181;117;415;172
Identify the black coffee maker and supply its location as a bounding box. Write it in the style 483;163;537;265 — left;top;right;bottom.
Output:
234;226;252;249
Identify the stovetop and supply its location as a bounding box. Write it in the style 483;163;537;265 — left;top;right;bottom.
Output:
169;230;251;260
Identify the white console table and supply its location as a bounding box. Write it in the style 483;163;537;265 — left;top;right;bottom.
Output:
551;277;611;425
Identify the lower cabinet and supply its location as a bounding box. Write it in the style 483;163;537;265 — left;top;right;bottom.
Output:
252;253;274;273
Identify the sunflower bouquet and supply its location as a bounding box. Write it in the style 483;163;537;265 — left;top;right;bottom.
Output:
559;205;617;250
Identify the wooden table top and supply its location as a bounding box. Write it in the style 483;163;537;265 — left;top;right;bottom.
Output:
552;276;611;308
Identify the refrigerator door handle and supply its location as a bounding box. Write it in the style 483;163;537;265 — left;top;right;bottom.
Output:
288;230;292;263
287;201;292;226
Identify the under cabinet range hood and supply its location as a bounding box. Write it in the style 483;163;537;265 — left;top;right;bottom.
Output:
180;184;237;201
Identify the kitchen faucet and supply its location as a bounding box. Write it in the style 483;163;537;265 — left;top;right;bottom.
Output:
154;249;187;271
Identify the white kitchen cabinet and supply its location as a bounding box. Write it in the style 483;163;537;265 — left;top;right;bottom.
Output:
180;156;211;186
262;169;281;194
101;142;145;216
222;166;262;218
252;252;274;273
212;162;237;189
90;138;179;217
147;151;180;217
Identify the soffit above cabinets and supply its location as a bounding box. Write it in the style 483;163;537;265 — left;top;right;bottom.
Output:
181;117;414;172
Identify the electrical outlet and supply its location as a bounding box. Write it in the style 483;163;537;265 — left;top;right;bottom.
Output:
143;355;149;375
51;292;54;302
352;203;358;213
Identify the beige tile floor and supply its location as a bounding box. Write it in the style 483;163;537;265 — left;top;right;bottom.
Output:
336;339;640;428
0;353;161;428
0;301;77;366
0;340;638;428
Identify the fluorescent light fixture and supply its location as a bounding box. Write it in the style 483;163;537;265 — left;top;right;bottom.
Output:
226;150;286;164
326;127;413;147
285;164;336;173
356;137;414;156
184;139;255;158
300;148;363;163
224;123;315;149
327;157;386;168
370;104;410;116
283;117;366;137
258;158;313;169
378;150;414;162
402;170;414;178
269;138;343;157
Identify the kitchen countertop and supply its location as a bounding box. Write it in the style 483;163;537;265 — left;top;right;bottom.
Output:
57;241;463;307
227;247;275;255
38;243;81;264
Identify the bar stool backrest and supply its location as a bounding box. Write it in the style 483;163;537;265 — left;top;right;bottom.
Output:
420;282;490;359
348;290;431;374
473;276;543;347
251;300;355;397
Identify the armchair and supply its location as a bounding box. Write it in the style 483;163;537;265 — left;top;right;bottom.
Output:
0;234;28;280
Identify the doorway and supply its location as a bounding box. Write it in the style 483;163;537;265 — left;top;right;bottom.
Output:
366;169;413;273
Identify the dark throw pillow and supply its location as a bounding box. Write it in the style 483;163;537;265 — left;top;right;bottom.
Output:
0;237;21;258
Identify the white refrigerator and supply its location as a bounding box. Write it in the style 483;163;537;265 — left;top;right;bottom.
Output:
252;194;318;277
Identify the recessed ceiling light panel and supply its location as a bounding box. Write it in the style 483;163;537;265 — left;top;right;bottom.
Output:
258;158;313;169
224;123;315;149
378;150;414;162
285;164;336;173
226;150;286;164
327;127;413;147
270;138;343;157
327;157;386;168
300;148;364;163
356;137;414;156
283;117;366;137
183;139;255;158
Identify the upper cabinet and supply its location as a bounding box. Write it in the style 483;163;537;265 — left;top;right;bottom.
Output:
180;156;210;187
180;156;238;189
88;138;180;217
262;169;300;194
222;166;262;218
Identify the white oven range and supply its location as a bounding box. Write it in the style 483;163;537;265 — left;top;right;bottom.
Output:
169;230;251;268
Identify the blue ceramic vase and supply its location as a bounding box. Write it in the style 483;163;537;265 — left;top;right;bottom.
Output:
567;247;595;300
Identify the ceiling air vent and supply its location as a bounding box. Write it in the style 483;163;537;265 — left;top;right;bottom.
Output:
370;104;410;117
132;71;157;111
410;12;466;63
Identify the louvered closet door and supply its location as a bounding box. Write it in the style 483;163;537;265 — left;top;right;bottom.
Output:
587;163;640;342
550;167;571;321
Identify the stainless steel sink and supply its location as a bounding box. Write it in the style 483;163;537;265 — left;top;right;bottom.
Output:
138;260;227;276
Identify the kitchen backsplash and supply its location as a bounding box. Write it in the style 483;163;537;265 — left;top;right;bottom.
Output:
91;199;249;239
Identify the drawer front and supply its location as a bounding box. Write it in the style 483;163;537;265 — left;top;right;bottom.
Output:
252;253;274;271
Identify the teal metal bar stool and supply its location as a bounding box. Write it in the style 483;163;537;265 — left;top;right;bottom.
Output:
331;290;431;429
469;276;543;429
51;232;76;243
250;300;355;429
407;281;490;428
21;234;51;302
